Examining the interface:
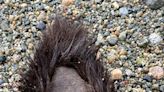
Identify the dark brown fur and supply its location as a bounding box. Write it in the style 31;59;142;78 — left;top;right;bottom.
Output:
19;17;115;92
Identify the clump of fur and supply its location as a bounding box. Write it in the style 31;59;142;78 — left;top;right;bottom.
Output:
19;17;115;92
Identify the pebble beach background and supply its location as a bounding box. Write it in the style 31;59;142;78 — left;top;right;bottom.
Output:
0;0;164;92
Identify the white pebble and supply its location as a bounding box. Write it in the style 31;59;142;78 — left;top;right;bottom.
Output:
149;33;162;45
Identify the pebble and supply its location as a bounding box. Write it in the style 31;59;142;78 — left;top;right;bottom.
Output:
111;68;123;80
106;34;118;45
144;0;164;9
125;69;134;77
94;0;102;3
95;33;105;45
37;11;46;21
28;43;34;50
0;79;4;85
112;2;120;9
0;0;3;4
143;75;152;82
119;48;127;55
62;0;74;6
36;21;46;30
160;85;164;92
136;11;143;17
119;31;127;41
149;33;162;45
0;20;9;31
119;7;129;16
12;55;21;62
4;0;9;4
107;54;118;64
149;66;164;79
20;3;28;8
136;36;149;47
152;84;159;89
136;57;146;66
0;56;6;63
132;88;145;92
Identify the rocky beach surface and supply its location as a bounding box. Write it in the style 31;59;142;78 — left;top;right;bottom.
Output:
0;0;164;91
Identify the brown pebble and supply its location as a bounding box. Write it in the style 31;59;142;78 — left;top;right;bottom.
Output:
37;11;46;20
107;54;118;64
149;66;164;79
119;49;127;55
62;0;74;6
28;43;34;50
111;69;123;80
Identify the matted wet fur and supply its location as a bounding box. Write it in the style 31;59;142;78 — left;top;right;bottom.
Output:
19;17;115;92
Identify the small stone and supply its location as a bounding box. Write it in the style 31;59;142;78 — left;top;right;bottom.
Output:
4;0;9;4
20;44;27;52
12;55;21;62
136;57;146;66
160;85;164;92
111;69;123;80
132;88;145;92
152;84;159;89
0;79;4;85
37;11;46;21
143;75;152;82
149;66;164;79
119;48;127;55
106;34;118;45
62;0;74;6
149;33;162;45
119;7;129;16
112;2;119;9
94;0;102;3
136;11;143;17
125;69;134;77
137;36;149;47
36;21;46;30
95;33;105;45
111;10;115;15
119;31;127;41
0;0;4;4
107;54;117;64
144;0;164;10
0;56;6;63
20;3;27;8
0;20;9;31
28;43;34;50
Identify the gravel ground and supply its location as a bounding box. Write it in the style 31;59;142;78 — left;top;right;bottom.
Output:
0;0;164;92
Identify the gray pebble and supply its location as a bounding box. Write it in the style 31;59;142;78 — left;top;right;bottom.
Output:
0;79;4;85
143;75;152;82
66;9;72;15
149;33;162;45
144;0;164;10
20;44;27;52
159;17;164;23
95;33;105;45
36;21;46;30
119;31;127;41
0;20;9;30
0;0;3;4
106;35;118;45
94;0;102;3
0;56;6;63
137;36;149;47
125;69;134;77
119;7;129;16
160;85;164;92
111;10;115;16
